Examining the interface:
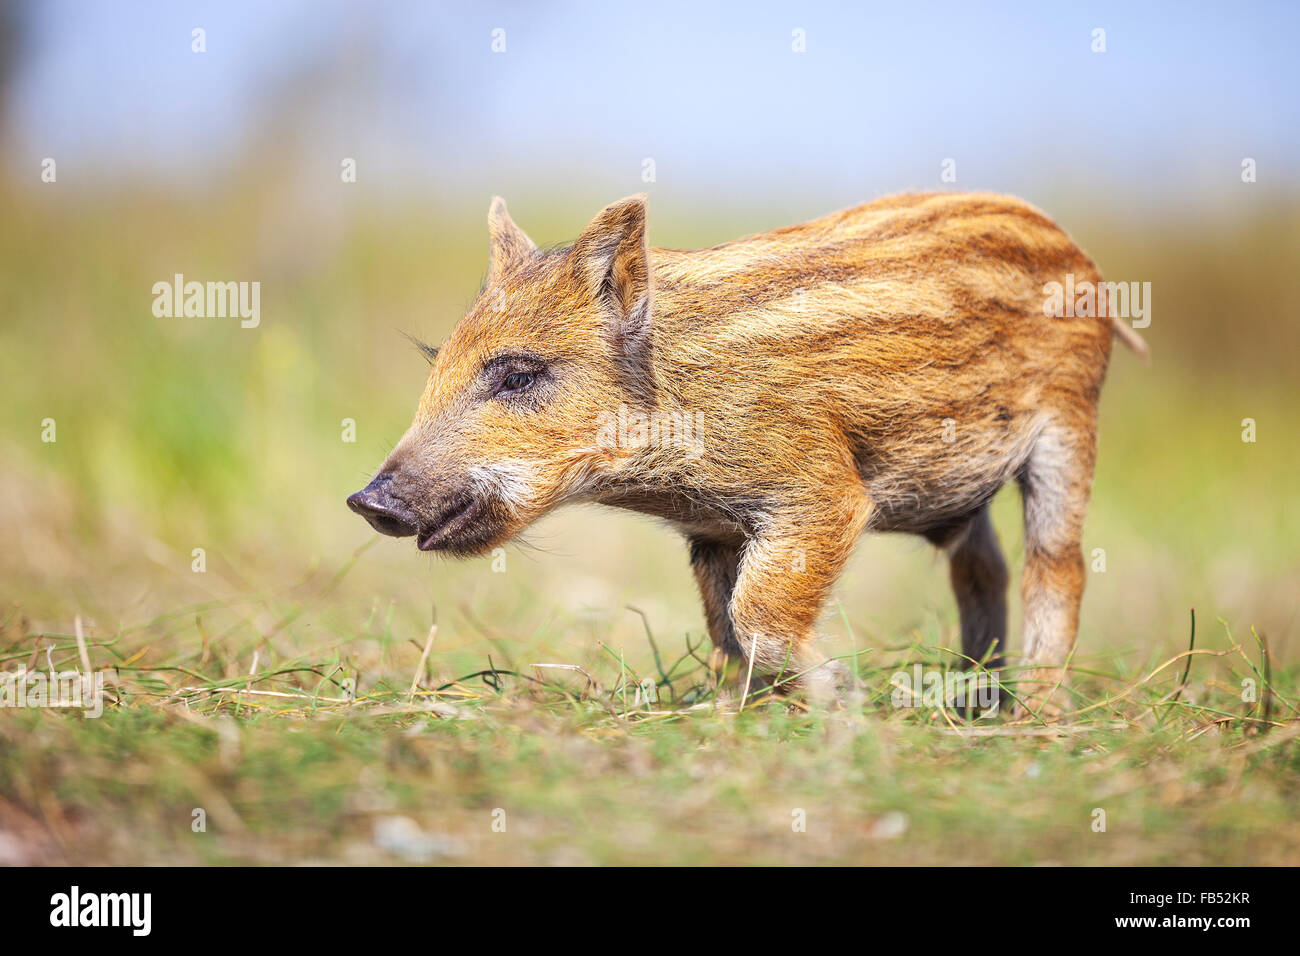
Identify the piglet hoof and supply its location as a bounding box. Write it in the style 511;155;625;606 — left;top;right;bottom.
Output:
1012;668;1070;721
797;658;859;709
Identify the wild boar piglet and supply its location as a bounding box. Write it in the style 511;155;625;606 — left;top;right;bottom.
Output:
348;192;1147;712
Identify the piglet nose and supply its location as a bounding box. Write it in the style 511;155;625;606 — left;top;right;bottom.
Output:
347;474;418;538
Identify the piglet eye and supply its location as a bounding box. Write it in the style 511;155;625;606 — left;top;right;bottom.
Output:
500;371;535;395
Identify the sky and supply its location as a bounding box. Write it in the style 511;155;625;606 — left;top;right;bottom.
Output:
4;0;1298;210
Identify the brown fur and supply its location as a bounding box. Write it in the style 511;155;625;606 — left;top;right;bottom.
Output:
348;191;1146;713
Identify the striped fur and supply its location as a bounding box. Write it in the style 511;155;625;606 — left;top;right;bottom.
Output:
368;192;1145;713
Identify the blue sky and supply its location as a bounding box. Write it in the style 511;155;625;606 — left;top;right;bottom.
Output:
7;1;1297;209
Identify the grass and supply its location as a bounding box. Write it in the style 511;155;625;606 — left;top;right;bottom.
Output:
1;183;1297;865
1;590;1296;865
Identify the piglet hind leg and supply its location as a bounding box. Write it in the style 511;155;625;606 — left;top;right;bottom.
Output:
926;505;1010;718
1014;420;1097;718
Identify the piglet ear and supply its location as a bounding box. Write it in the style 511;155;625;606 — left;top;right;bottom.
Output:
572;195;650;315
571;195;655;403
486;196;537;285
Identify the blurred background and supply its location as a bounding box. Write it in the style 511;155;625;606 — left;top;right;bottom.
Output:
2;0;1297;680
